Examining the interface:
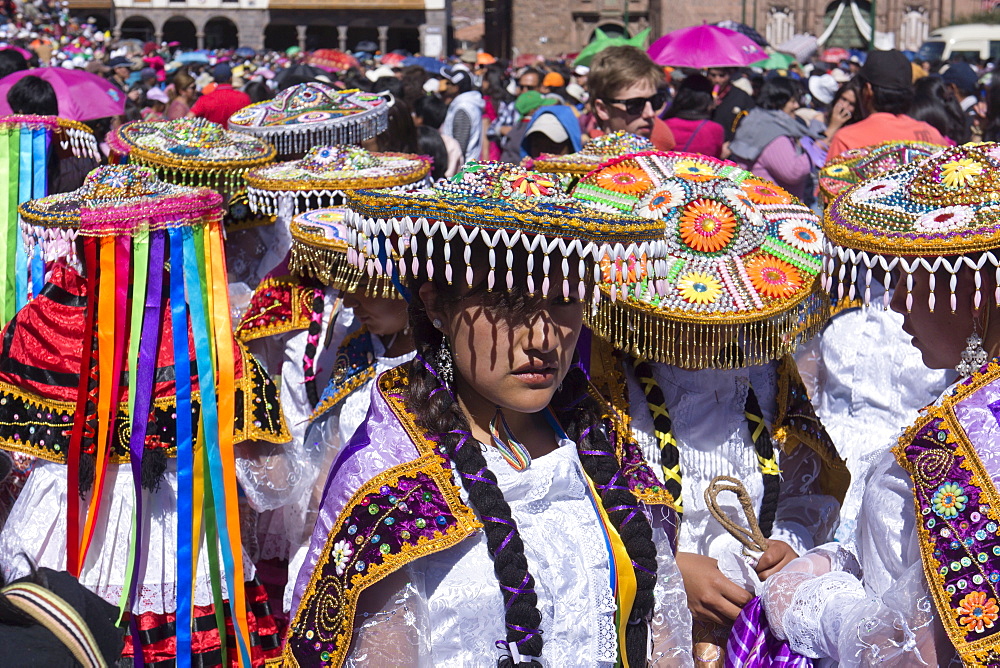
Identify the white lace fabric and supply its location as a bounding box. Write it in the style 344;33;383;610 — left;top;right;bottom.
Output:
245;297;353;562
338;436;694;667
794;304;955;543
762;450;960;666
278;333;414;610
626;361;839;579
0;460;254;614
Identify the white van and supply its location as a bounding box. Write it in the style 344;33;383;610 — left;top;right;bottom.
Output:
917;24;1000;63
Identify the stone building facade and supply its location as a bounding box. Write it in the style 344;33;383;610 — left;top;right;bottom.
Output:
68;0;447;56
453;0;984;58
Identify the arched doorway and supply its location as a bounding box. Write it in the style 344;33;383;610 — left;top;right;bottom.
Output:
264;24;298;51
119;16;155;43
347;26;379;53
204;16;239;50
590;23;630;41
305;25;340;51
387;26;420;55
163;16;197;50
822;0;872;50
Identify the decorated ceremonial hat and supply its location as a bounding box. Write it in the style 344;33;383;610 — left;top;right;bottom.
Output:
573;151;828;368
825;142;1000;311
244;144;431;217
289;207;398;298
228;84;391;157
107;117;276;198
818;140;941;203
7;165;286;664
344;161;672;298
525;131;653;177
0;115;100;325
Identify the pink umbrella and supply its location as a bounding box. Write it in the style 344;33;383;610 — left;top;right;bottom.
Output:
0;68;125;121
648;25;768;68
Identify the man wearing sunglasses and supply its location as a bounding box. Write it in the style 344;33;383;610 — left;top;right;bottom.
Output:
587;46;675;150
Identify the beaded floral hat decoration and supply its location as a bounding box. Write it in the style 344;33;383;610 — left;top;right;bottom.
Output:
9;165;286;665
344;161;671;298
573;151;828;368
825;142;1000;311
525;131;654;177
228;84;391;158
818;140;941;203
0;115;100;325
289;207;399;298
244;145;431;217
108;117;276;199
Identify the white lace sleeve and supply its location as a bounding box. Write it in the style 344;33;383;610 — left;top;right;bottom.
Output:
770;440;840;554
345;580;429;667
234;439;306;512
649;509;694;667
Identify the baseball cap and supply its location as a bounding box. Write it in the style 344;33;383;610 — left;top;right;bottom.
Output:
525;112;569;143
515;90;557;116
146;87;169;104
108;56;133;69
859;49;912;90
942;61;979;95
211;62;232;82
808;73;839;105
542;72;565;88
440;65;473;88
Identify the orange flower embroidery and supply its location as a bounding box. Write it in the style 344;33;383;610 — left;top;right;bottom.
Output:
594;164;653;195
745;256;803;299
742;178;792;205
678;199;737;253
958;591;1000;634
600;252;649;283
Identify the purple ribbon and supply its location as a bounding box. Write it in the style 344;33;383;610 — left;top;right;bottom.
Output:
126;231;165;666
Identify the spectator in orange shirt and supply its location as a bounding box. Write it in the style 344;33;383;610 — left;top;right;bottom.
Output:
586;46;675;151
187;63;251;129
825;50;947;163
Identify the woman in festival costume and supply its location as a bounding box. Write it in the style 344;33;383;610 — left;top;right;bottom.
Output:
239;206;416;612
805;140;953;544
758;142;1000;666
0;165;290;666
572;151;848;664
285;162;694;667
106;117;279;289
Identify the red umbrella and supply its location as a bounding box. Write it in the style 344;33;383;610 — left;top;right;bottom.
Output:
647;25;767;68
307;49;360;73
821;47;850;64
380;52;406;67
0;68;125;121
514;53;542;68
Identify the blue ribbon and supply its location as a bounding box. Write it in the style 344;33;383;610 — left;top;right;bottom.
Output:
127;231;164;667
182;227;250;666
27;128;47;301
169;227;193;668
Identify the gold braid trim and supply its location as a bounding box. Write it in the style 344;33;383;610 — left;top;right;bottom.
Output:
586;286;830;369
893;362;1000;666
283;365;481;668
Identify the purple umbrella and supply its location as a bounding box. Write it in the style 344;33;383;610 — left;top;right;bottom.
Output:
648;25;768;69
0;68;126;121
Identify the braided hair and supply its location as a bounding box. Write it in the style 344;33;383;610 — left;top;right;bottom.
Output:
406;270;660;666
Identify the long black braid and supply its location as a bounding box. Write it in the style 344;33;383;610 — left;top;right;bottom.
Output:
406;296;544;667
406;280;660;666
551;364;659;667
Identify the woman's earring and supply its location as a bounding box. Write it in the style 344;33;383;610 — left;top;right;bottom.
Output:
435;336;454;388
432;318;443;329
956;333;989;377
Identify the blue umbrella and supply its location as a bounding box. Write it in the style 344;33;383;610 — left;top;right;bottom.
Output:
176;50;211;64
402;56;444;74
235;46;256;59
